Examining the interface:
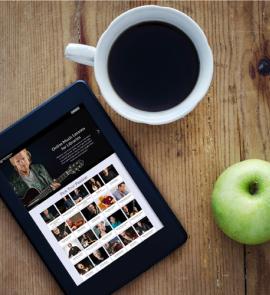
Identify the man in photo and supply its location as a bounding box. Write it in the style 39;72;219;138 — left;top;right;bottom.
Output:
95;220;112;238
90;248;108;265
9;148;61;206
67;243;81;258
66;213;86;231
122;205;134;218
112;182;129;201
41;206;59;223
52;223;70;241
134;218;153;235
122;199;141;218
62;196;74;210
79;231;97;248
104;237;123;255
56;195;74;213
71;187;87;204
119;227;138;245
81;202;100;221
100;165;118;183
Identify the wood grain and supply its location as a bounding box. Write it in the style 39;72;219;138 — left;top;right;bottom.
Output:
232;2;270;295
0;1;269;295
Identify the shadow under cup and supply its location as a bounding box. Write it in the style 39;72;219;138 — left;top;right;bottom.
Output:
107;21;200;113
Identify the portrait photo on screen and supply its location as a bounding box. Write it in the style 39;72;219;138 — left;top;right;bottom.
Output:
93;220;112;238
104;236;124;255
134;217;153;236
112;182;129;201
121;199;142;218
97;194;116;211
99;165;118;183
52;222;71;241
81;202;100;221
75;257;94;275
107;209;127;229
63;239;83;258
55;195;75;214
40;205;60;223
0;106;114;212
66;212;86;231
90;247;109;265
84;175;104;193
119;227;139;245
78;230;98;249
6;148;62;210
70;185;88;204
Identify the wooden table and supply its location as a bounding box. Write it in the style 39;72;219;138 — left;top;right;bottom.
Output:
1;1;270;294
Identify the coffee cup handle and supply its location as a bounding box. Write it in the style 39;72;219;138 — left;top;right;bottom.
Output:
65;43;96;66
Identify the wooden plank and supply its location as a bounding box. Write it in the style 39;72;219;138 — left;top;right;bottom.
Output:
230;2;270;295
0;1;77;294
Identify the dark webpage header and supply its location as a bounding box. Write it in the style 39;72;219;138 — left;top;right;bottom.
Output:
0;105;113;210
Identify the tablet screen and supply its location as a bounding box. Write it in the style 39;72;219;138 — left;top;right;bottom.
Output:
0;105;163;285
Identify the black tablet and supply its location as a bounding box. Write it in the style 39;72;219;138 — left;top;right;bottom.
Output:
0;81;187;294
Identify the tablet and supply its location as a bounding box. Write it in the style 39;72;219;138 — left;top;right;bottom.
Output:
0;81;187;294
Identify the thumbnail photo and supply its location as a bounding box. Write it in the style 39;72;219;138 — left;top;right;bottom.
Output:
122;199;141;218
66;212;86;231
75;257;94;275
52;222;71;241
119;227;139;245
93;220;112;238
99;165;118;183
112;182;129;201
70;185;88;204
89;247;109;265
84;175;104;193
81;202;100;221
40;205;60;223
104;237;123;255
108;209;127;229
78;230;98;249
134;217;153;236
97;194;116;211
63;239;82;258
55;195;75;213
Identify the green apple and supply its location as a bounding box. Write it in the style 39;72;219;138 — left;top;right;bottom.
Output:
212;159;270;245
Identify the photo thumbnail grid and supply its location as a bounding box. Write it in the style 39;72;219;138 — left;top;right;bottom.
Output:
40;164;154;278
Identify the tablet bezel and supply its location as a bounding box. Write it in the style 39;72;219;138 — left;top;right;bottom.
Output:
0;81;187;294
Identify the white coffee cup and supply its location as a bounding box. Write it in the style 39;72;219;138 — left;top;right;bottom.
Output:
65;5;213;125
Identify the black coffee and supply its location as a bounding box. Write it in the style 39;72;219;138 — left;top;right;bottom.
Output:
108;21;200;112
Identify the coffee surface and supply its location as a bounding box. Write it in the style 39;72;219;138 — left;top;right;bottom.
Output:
108;21;200;112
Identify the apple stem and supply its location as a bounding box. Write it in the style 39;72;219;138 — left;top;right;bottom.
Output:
249;182;259;195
